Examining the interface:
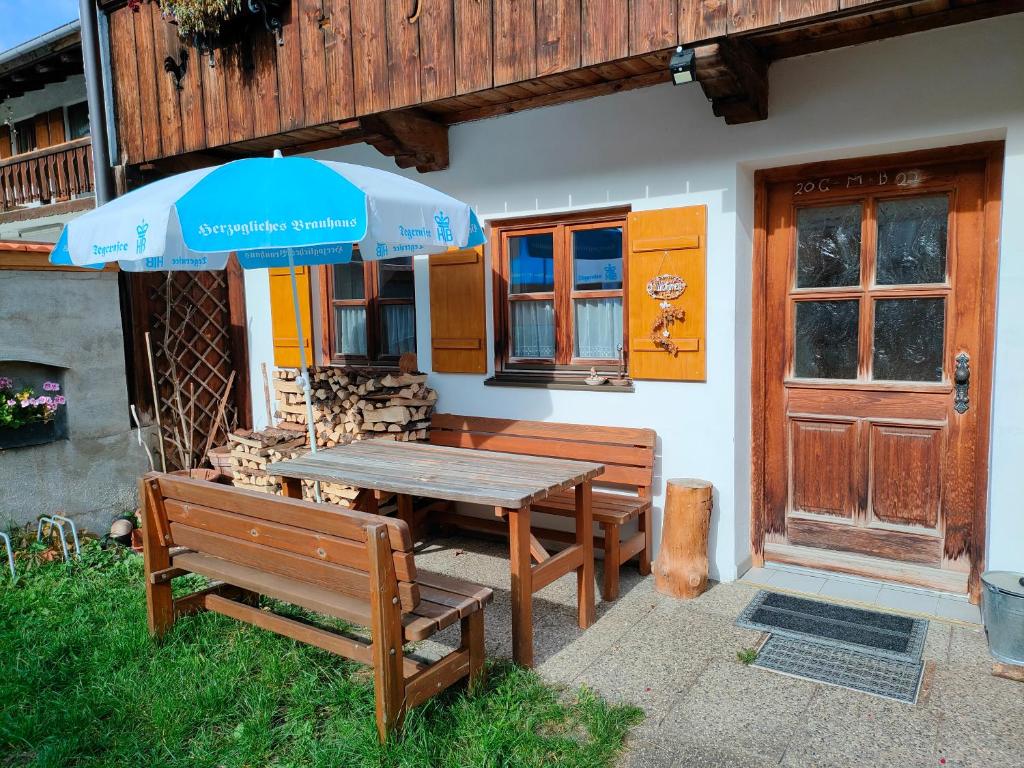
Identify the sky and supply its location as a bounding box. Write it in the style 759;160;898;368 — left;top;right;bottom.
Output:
0;0;79;52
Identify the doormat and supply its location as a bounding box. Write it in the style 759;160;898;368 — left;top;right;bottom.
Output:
753;634;925;704
737;590;928;663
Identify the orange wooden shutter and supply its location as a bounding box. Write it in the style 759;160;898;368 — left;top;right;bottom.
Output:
34;113;51;149
269;266;314;368
428;246;488;373
0;125;10;159
626;206;707;381
47;109;65;146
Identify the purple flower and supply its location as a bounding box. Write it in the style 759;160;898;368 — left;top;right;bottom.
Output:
20;400;30;408
0;377;11;389
54;395;66;406
5;399;13;406
43;381;60;392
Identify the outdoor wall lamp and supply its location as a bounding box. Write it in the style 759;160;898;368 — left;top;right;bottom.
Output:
670;46;696;85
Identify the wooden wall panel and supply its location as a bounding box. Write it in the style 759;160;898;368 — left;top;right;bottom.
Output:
418;0;456;102
629;0;677;55
299;0;331;126
454;0;492;94
870;424;941;529
790;418;857;517
536;0;581;76
155;14;185;156
109;7;144;164
581;0;628;66
728;0;776;33
323;0;356;120
251;33;283;140
386;0;423;109
352;0;391;113
0;125;11;159
177;24;208;152
494;0;537;86
200;48;230;149
224;47;256;144
277;3;307;129
133;6;162;161
681;0;728;42
780;0;838;24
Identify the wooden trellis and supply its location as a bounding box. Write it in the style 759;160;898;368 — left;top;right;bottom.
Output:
127;262;250;470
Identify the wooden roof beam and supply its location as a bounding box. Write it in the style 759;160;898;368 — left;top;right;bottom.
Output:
694;41;769;125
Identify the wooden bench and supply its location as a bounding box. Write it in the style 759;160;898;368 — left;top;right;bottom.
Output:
427;414;656;601
139;472;491;743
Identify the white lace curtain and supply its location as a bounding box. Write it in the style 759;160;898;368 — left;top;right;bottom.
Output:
511;298;622;360
381;304;416;356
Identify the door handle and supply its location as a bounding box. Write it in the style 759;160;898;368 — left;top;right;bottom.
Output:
954;352;970;414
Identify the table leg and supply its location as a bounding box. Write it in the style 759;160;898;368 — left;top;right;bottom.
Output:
504;504;533;668
575;480;595;628
397;493;415;541
281;477;303;499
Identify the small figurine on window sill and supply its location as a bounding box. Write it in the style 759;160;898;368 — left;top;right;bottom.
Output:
610;344;632;386
585;367;608;386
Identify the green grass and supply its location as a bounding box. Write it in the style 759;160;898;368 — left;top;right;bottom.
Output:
0;542;642;768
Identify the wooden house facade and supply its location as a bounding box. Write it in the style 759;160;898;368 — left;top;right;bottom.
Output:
96;0;1024;601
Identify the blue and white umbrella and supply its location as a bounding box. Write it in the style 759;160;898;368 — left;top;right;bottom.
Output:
51;150;484;489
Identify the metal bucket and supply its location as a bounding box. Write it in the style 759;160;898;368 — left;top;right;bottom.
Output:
981;571;1024;665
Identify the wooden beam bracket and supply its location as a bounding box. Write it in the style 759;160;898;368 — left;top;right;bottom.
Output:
359;109;449;173
694;41;769;125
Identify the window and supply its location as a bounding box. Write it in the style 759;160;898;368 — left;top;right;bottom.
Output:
326;251;416;366
494;209;628;377
66;101;90;140
13;118;35;155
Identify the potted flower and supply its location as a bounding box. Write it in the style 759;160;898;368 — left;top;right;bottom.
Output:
158;0;286;59
0;377;68;449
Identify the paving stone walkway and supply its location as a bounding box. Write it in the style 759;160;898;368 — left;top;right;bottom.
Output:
413;535;1023;768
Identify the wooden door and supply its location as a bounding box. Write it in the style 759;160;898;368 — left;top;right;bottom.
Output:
753;145;1002;600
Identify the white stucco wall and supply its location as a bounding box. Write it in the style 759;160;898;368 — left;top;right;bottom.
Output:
1;73;86;127
243;16;1024;581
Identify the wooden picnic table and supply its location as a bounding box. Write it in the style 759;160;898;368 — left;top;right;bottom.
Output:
270;439;604;667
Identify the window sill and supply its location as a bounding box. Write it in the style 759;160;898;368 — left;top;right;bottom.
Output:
484;375;634;393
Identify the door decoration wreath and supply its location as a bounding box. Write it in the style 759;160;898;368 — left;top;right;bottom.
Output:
646;273;687;355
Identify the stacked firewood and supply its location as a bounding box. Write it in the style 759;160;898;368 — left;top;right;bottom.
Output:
226;428;307;494
226;428;394;510
272;367;437;447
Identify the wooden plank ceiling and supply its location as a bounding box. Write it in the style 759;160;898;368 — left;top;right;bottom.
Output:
102;0;1022;173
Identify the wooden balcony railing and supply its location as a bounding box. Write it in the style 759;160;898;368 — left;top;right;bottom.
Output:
0;136;94;211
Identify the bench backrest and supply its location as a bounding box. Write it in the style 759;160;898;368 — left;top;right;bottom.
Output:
429;414;656;497
143;473;420;611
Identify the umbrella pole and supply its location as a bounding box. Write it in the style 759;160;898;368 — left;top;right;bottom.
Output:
287;250;323;503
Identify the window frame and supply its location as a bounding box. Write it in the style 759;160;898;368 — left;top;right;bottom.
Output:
320;255;416;369
492;207;630;378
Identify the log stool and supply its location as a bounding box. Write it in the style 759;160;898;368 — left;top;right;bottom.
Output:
654;478;713;599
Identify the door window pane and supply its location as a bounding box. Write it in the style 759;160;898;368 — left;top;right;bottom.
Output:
335;307;367;356
876;196;948;285
573;227;623;290
509;233;554;293
333;254;364;300
511;300;555;358
378;256;414;299
574;298;622;359
380;304;416;357
796;204;862;288
794;300;859;379
872;298;945;382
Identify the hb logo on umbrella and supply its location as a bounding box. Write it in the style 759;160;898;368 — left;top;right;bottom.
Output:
136;220;149;255
435;211;453;243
